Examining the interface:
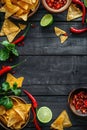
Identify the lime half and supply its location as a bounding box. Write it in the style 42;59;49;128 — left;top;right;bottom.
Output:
37;106;52;123
40;14;53;27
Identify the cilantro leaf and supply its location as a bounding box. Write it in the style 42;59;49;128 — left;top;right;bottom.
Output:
11;48;19;56
0;96;13;109
0;40;19;61
1;82;10;92
0;48;9;61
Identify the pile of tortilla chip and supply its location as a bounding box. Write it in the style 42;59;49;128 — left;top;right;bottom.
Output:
0;19;26;42
0;96;31;129
6;73;24;88
0;0;39;21
51;110;72;130
54;27;68;44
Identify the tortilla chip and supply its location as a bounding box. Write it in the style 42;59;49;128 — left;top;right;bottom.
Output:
67;3;82;21
6;73;24;88
18;23;26;30
6;109;22;127
0;106;6;115
6;29;21;42
51;110;72;130
0;29;5;36
2;19;19;36
60;35;68;43
19;12;29;21
54;26;66;36
21;0;33;4
54;26;68;44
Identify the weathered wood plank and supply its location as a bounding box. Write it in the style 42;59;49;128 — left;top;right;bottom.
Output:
0;56;87;85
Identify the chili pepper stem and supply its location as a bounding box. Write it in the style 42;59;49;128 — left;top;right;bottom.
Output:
11;59;27;69
23;24;30;36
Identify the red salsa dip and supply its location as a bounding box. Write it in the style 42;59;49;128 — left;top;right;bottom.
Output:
72;91;87;114
46;0;67;10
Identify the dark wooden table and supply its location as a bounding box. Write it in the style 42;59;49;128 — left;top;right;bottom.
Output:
0;2;87;130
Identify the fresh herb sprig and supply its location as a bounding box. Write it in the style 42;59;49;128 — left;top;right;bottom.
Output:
0;40;19;61
0;82;21;109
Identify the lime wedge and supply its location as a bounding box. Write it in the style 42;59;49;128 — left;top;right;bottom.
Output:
40;14;53;27
37;106;52;123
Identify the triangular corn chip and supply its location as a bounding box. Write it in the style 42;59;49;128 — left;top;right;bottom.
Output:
54;27;68;44
51;110;72;130
6;29;21;42
6;73;24;88
54;26;66;36
2;19;19;36
18;23;26;30
62;110;72;128
67;3;82;21
60;35;68;43
16;77;24;88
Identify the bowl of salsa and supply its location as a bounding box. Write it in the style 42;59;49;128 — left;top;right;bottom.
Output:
42;0;72;13
68;88;87;117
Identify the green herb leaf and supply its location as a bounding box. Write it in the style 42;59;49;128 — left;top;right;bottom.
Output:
0;40;19;61
0;48;9;61
84;0;87;7
11;48;19;56
1;82;10;92
0;96;13;109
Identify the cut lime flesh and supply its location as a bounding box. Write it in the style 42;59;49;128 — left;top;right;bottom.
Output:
40;14;53;27
37;106;52;123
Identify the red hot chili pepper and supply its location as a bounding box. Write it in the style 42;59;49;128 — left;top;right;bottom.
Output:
32;107;41;130
0;60;26;76
23;90;41;130
23;89;38;108
70;27;87;34
72;0;86;24
12;24;30;45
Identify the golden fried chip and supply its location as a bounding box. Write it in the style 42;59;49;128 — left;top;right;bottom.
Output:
54;26;66;36
67;3;82;21
2;19;19;35
6;73;17;87
0;6;6;12
21;0;33;4
18;23;27;30
0;115;7;125
63;110;72;127
51;114;64;130
6;109;22;127
19;12;29;21
29;0;39;11
32;0;37;3
0;28;5;36
6;73;24;88
17;1;29;10
0;106;6;115
6;29;21;42
16;77;24;88
60;35;68;43
51;110;72;130
13;104;31;121
54;27;68;44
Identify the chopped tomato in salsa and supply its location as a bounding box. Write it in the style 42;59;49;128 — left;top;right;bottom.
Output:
46;0;67;10
72;91;87;114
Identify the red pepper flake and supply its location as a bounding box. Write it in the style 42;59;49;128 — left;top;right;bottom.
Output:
9;58;13;62
46;0;67;10
31;24;36;28
72;91;87;114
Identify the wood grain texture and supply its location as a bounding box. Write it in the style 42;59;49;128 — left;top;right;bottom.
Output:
0;1;87;130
